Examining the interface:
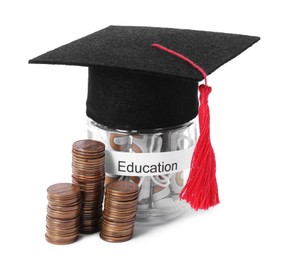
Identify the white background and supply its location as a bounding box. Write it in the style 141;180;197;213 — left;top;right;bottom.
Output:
1;0;287;259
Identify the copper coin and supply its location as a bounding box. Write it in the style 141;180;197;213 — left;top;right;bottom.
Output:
81;214;102;220
79;224;101;233
73;140;105;153
46;217;80;225
81;190;104;195
72;168;105;174
48;199;81;209
81;205;102;211
72;168;104;174
81;196;104;204
103;209;136;217
101;219;135;231
47;205;81;215
104;193;139;202
104;205;136;213
72;169;105;176
72;180;104;188
48;202;81;212
46;229;79;238
81;210;103;217
48;195;81;201
82;196;103;202
104;207;137;217
81;212;102;219
101;227;134;237
47;210;80;220
72;151;105;157
72;149;104;155
101;230;132;238
72;161;105;168
72;171;105;179
80;209;102;215
81;198;103;205
106;181;139;195
104;197;138;205
46;225;79;236
72;178;105;185
101;216;135;225
81;214;102;221
100;232;132;243
81;201;103;208
80;218;102;226
47;199;81;208
75;186;104;194
81;212;102;217
104;200;138;210
45;233;78;245
72;157;105;166
72;148;104;155
80;222;101;228
102;213;135;223
72;176;105;183
72;166;104;174
47;221;80;231
46;215;79;223
47;183;80;198
72;175;105;185
72;149;105;157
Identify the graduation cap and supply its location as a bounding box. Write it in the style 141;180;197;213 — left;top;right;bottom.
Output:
29;25;260;210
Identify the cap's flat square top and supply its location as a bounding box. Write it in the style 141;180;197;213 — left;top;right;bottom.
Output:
29;25;260;80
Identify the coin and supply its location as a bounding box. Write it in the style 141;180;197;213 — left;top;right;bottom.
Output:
73;140;105;154
72;139;105;234
45;233;79;245
47;183;80;199
45;182;82;245
100;180;138;242
106;181;139;195
100;232;133;243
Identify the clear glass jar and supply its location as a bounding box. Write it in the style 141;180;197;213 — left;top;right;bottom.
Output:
87;118;198;224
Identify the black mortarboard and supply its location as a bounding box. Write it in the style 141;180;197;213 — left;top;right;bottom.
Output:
29;25;260;131
29;25;259;210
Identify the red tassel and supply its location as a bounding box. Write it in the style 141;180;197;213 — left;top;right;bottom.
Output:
180;84;219;210
151;43;219;210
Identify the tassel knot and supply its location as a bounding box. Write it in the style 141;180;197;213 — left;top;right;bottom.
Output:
199;84;211;103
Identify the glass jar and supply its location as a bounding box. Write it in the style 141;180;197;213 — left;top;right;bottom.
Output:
87;117;198;224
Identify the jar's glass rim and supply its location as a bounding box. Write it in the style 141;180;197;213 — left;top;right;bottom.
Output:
87;117;198;134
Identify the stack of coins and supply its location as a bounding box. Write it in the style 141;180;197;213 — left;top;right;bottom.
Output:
45;183;81;245
101;181;139;242
72;139;105;234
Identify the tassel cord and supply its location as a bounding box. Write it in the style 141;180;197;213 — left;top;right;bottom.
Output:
151;44;219;210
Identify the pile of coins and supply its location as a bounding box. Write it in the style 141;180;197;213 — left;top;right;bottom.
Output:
101;181;139;242
72;140;105;234
45;183;81;245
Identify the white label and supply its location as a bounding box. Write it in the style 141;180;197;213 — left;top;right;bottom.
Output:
105;147;194;176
